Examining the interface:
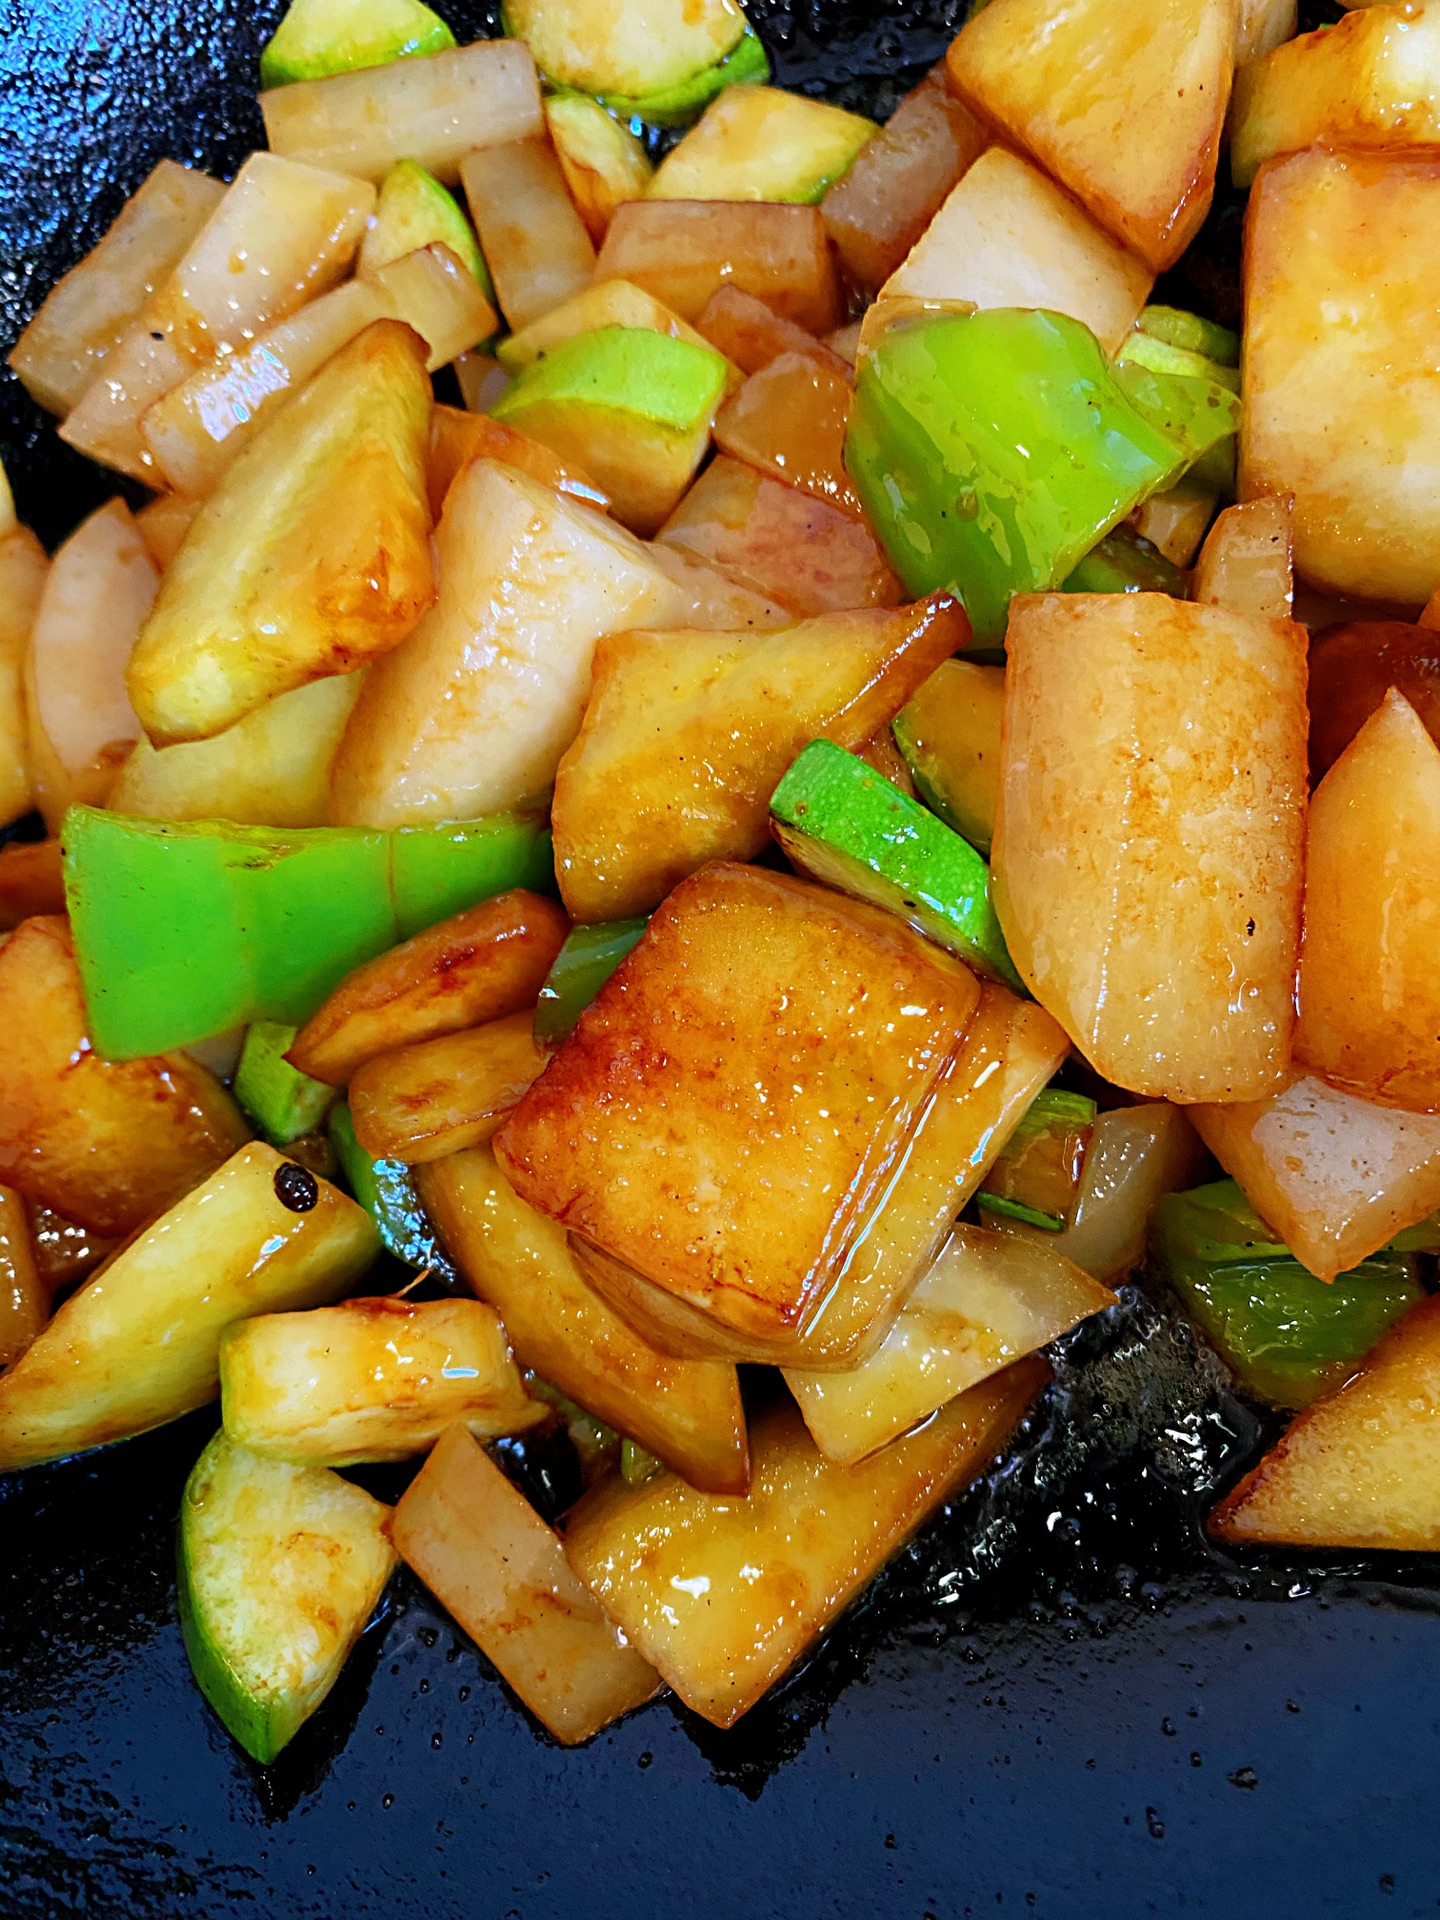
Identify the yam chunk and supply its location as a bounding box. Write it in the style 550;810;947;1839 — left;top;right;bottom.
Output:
460;138;596;332
348;1013;547;1162
427;404;608;519
0;525;48;830
594;201;843;332
1191;495;1294;621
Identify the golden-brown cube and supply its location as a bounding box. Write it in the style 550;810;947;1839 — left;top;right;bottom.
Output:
593;201;843;333
348;1013;547;1163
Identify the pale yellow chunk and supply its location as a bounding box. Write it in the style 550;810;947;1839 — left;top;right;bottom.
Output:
506;0;744;97
348;1012;547;1163
496;278;726;377
0;526;48;830
460;140;596;333
544;95;654;243
1191;496;1294;619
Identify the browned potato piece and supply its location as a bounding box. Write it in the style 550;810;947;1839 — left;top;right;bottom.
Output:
460;139;596;333
657;454;903;616
0;839;64;932
1210;1295;1440;1549
565;1360;1047;1727
712;350;859;518
1295;690;1440;1112
551;594;967;921
393;1423;663;1742
947;0;1232;270
0;523;48;829
0;1185;46;1371
694;286;846;378
495;864;981;1354
134;492;202;570
0;917;250;1236
821;65;989;297
1191;496;1294;620
349;1013;547;1163
1191;1075;1440;1281
26;1202;115;1292
594;201;844;332
993;593;1307;1103
417;1143;748;1492
427;404;609;520
854;726;917;797
1242;149;1440;605
288;890;567;1086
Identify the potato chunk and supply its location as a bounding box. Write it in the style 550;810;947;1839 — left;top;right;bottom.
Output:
947;0;1232;270
993;593;1307;1102
594;201;843;332
0;1184;46;1371
1243;149;1440;604
348;1013;547;1162
0;522;49;830
460;138;596;333
1295;690;1440;1112
0;917;250;1237
1191;495;1293;620
565;1362;1046;1727
496;865;980;1351
1210;1295;1440;1549
551;595;966;921
1191;1075;1440;1281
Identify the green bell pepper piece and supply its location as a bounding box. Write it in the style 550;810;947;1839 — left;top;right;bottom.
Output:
1110;355;1239;498
844;307;1191;645
328;1103;456;1281
1135;304;1240;370
1118;329;1241;395
62;806;552;1061
1062;526;1186;596
533;917;648;1045
1152;1179;1425;1409
233;1020;335;1147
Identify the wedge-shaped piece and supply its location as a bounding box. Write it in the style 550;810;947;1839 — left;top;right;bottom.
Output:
566;1362;1045;1726
426;404;608;519
893;658;1004;855
0;521;48;829
1243;150;1440;604
329;459;707;826
25;499;153;830
712;350;859;517
879;148;1153;357
1210;1295;1440;1548
657;454;902;615
262;39;543;182
360;160;488;290
822;65;989;296
418;1144;747;1489
1189;1076;1440;1282
220;1296;541;1465
0;917;249;1236
108;674;362;829
1232;7;1440;188
506;0;745;99
0;839;64;931
994;593;1307;1102
394;1424;661;1740
693;285;843;377
8;161;225;418
261;0;454;86
128;322;432;746
1191;496;1293;619
649;86;875;205
348;1013;547;1162
134;493;200;569
595;201;843;331
947;0;1232;271
495;277;723;377
0;1142;378;1470
27;1203;115;1293
288;890;567;1085
0;1184;46;1372
1307;620;1440;781
1236;0;1296;63
787;1227;1112;1464
59;154;375;484
178;1431;394;1764
1295;690;1440;1111
544;95;654;242
551;595;965;920
491;326;729;535
631;543;790;630
460;139;596;333
495;863;981;1351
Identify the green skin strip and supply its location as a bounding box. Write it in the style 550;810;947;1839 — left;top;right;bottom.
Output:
977;1193;1065;1233
533;918;648;1045
492;326;729;435
327;1103;457;1280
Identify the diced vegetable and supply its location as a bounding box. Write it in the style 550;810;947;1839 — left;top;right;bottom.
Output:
544;96;654;242
1295;690;1440;1113
643;544;791;630
393;1424;662;1742
1307;620;1440;782
564;1362;1046;1727
893;658;1004;855
348;1013;547;1162
134;492;201;569
880;147;1153;358
261;40;543;183
1060;525;1186;597
1191;495;1293;620
1127;478;1217;570
1108;355;1238;488
1136;304;1239;367
326;1101;452;1276
27;1202;115;1294
947;0;1233;270
234;1021;336;1148
178;1430;395;1763
994;592;1307;1102
62;805;553;1060
1189;1076;1440;1283
553;596;966;921
786;1226;1112;1462
127;322;432;746
649;86;875;205
8;161;225;418
593;29;768;128
0;1142;378;1470
220;1296;541;1465
1116;326;1240;397
362;241;499;368
417;1142;748;1490
0;916;249;1235
594;201;843;331
1154;1179;1424;1408
491;326;729;535
1243;148;1440;604
0;518;48;830
1235;0;1296;65
712;350;859;517
495;863;980;1356
656;454;902;616
822;64;988;297
978;1088;1096;1231
496;277;724;378
693;284;841;376
0;1185;46;1372
460;139;596;333
0;839;64;931
427;404;609;518
360;159;490;294
260;0;454;88
503;0;747;100
534;919;648;1045
1210;1295;1440;1548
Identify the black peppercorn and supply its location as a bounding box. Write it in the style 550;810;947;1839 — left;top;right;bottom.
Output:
273;1161;319;1213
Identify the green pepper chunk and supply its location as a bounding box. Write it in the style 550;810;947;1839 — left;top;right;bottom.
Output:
1061;526;1186;596
844;308;1192;644
62;806;552;1060
233;1021;335;1148
533;917;649;1045
327;1103;456;1282
1152;1179;1425;1409
978;1087;1097;1231
1135;304;1241;370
